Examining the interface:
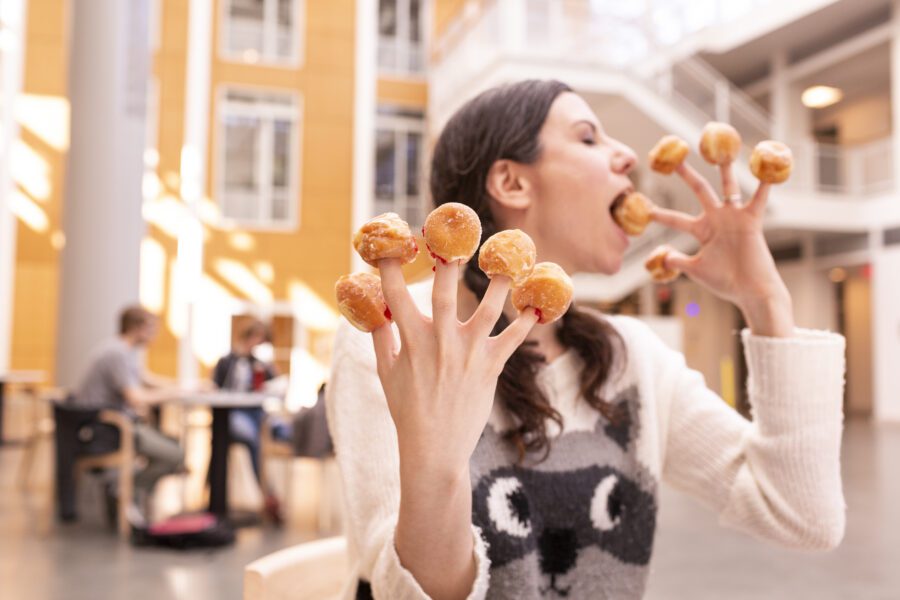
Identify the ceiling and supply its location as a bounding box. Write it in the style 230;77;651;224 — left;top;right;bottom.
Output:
701;0;891;87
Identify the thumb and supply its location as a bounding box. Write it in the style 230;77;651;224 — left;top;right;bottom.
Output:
663;249;697;276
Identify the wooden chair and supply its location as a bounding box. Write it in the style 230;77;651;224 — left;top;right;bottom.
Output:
259;413;341;532
18;387;65;491
72;410;135;538
244;536;349;600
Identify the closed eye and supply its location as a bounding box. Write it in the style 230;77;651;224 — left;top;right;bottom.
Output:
487;477;532;538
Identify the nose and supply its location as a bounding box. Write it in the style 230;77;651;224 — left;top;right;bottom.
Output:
610;141;638;175
538;528;578;576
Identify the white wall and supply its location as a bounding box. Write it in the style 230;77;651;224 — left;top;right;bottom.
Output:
872;245;900;421
814;92;892;144
779;262;839;331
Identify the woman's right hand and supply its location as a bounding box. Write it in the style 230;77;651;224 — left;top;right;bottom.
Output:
372;257;538;480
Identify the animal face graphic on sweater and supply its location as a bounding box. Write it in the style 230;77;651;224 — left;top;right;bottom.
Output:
470;386;658;599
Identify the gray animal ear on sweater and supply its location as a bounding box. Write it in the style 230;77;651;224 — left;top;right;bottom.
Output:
596;384;640;452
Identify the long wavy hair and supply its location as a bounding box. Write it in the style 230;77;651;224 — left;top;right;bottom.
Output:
429;80;626;462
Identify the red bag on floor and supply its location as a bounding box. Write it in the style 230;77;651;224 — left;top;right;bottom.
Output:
131;513;235;549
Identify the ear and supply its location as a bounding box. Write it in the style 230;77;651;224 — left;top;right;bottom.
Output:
486;159;533;211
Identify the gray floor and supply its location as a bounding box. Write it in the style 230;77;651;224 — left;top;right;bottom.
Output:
2;420;898;599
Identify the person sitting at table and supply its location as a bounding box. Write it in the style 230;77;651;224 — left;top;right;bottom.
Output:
212;318;287;523
72;305;186;523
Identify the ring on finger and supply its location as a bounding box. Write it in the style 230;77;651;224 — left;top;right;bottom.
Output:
723;193;742;205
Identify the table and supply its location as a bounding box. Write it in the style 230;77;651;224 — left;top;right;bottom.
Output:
0;371;45;445
175;390;277;519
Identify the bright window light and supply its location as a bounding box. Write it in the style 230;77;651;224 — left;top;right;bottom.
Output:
802;85;843;109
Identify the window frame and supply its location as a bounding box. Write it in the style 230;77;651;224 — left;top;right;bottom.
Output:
219;0;305;69
214;85;303;232
377;0;427;77
374;108;427;227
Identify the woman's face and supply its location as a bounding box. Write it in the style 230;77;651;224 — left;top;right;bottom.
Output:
519;92;638;275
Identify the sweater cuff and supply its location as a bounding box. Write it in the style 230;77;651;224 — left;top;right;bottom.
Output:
374;524;491;599
741;327;846;437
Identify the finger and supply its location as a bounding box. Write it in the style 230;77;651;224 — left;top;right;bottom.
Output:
371;322;398;376
651;206;700;239
664;249;698;277
490;308;539;359
744;181;771;218
432;259;460;333
378;259;418;331
719;161;739;201
676;163;719;212
465;275;512;336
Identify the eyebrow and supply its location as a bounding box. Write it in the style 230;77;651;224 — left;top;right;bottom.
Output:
572;120;598;133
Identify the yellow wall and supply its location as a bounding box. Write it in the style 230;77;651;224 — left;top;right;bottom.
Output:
201;0;355;303
9;0;68;380
144;0;190;377
10;0;444;380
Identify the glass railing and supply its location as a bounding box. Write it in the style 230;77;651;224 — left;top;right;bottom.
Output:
786;137;895;198
432;0;896;202
432;0;771;146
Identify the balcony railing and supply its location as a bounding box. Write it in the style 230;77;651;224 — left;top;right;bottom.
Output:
432;0;897;201
787;137;895;198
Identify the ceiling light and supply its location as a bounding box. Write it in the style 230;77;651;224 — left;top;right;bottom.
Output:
802;85;843;109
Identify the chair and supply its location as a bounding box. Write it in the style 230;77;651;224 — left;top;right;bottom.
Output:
18;387;65;491
53;402;135;538
259;413;342;532
244;536;349;600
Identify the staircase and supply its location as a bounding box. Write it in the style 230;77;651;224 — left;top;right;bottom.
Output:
430;0;897;301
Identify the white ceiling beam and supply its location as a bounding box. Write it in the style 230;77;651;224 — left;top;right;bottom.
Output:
742;21;891;96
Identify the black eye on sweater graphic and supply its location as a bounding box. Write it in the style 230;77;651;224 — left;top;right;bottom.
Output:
473;464;656;593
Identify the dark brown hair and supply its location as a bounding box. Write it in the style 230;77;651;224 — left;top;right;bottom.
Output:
240;318;270;343
119;305;155;335
430;80;625;462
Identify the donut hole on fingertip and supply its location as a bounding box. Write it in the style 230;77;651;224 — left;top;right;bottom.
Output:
478;229;537;284
335;272;389;332
423;202;482;264
511;262;574;325
353;212;419;267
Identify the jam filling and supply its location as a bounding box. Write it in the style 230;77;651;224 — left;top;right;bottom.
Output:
384;306;392;321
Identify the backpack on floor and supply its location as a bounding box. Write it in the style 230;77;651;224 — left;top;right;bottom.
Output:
131;513;235;550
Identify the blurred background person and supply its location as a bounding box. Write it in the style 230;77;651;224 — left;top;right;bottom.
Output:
212;318;287;523
71;305;185;523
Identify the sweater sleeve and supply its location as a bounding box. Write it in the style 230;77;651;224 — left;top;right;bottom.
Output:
646;321;847;550
325;321;491;599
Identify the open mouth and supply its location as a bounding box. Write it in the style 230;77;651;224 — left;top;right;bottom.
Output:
609;191;628;217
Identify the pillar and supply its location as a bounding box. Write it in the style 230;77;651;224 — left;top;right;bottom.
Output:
55;0;150;386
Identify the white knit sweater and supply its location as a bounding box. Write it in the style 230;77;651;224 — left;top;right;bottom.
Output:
326;280;846;599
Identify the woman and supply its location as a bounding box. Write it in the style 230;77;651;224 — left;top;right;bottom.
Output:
327;81;845;599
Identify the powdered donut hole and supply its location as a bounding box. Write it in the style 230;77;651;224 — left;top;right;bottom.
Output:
478;229;537;284
352;212;418;268
649;135;689;175
750;140;793;184
423;202;482;263
644;246;680;283
699;122;741;166
511;262;574;325
611;192;655;237
335;272;391;332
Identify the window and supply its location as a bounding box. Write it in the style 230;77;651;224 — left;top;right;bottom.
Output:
218;89;301;229
375;107;425;226
222;0;302;65
378;0;425;75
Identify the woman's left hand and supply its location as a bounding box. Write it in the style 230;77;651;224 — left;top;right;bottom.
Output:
650;161;795;338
